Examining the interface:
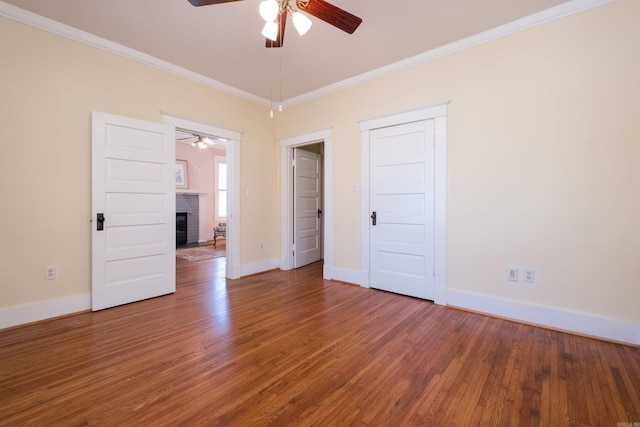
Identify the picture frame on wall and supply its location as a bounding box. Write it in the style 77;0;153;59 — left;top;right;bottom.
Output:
176;160;188;189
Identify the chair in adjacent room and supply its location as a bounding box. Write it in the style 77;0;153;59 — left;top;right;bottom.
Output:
213;222;226;246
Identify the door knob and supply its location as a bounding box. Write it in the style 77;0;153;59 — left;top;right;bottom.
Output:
370;211;377;226
97;213;105;231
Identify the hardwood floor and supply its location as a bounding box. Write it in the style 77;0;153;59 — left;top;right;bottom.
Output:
1;257;638;426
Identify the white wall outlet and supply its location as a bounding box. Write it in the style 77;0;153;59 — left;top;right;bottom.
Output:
45;266;57;280
524;268;536;283
507;266;518;282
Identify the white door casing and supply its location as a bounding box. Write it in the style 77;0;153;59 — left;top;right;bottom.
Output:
294;148;322;268
91;111;176;311
369;120;435;300
280;129;333;278
161;113;241;280
361;103;448;305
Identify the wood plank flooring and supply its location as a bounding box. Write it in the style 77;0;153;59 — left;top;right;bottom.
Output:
1;256;639;426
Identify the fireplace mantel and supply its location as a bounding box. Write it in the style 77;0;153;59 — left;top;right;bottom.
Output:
176;189;207;195
176;190;208;243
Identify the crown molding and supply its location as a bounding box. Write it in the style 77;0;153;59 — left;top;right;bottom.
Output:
284;0;615;107
1;0;615;108
0;1;271;107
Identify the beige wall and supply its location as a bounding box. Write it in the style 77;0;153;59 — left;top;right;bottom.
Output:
0;17;278;309
277;0;640;324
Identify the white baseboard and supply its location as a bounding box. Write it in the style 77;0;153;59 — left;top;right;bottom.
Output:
434;284;447;306
239;258;280;278
327;266;361;285
447;289;639;346
0;293;91;330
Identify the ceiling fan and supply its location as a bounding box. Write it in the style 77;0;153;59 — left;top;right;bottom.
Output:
176;130;224;149
187;0;363;48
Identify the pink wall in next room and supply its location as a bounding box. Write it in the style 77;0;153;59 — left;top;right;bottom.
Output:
176;142;226;239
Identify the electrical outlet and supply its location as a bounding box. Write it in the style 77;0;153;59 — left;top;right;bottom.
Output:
507;266;518;282
45;266;57;280
523;268;535;284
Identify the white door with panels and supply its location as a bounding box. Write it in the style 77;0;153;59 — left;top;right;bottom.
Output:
91;111;176;311
294;147;322;268
369;120;435;300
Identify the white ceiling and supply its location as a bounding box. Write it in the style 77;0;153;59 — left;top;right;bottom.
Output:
2;0;572;103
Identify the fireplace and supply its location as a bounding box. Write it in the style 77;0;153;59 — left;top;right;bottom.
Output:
176;194;200;245
176;212;187;246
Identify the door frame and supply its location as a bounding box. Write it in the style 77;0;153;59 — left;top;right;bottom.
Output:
280;128;333;279
162;112;241;279
360;104;448;305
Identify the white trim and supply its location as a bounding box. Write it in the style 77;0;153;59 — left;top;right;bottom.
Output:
284;0;616;106
161;112;242;141
360;104;447;305
360;103;448;131
329;267;361;287
226;139;241;279
162;113;241;279
447;289;640;346
1;0;614;107
0;293;91;330
280;128;333;279
0;2;270;107
433;115;448;305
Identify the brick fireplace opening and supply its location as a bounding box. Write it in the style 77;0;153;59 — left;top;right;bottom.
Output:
176;194;199;246
176;212;187;246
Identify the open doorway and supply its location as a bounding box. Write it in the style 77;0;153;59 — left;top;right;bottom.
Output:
280;128;334;280
163;113;241;280
175;129;227;247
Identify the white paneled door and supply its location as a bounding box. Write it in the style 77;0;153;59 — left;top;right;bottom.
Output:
369;120;435;300
91;111;176;311
294;148;322;268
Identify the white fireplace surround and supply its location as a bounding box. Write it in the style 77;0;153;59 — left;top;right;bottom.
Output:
176;189;208;243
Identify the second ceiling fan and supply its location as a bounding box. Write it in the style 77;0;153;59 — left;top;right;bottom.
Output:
187;0;363;48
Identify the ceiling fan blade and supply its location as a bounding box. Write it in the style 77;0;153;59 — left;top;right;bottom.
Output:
187;0;243;6
296;0;362;34
266;11;287;48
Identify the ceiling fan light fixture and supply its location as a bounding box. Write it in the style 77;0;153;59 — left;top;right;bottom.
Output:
190;136;211;149
291;11;312;36
262;21;279;41
259;0;279;22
